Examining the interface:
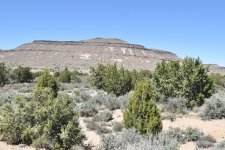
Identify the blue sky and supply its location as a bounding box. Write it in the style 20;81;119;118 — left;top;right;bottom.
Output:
0;0;224;66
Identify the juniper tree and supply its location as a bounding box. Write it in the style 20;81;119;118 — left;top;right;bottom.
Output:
36;69;59;97
123;78;162;135
181;57;215;107
59;67;71;83
12;66;33;83
0;62;8;86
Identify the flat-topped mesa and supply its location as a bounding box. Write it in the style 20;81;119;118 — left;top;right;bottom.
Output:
16;38;176;56
33;38;128;44
22;38;147;50
1;37;180;71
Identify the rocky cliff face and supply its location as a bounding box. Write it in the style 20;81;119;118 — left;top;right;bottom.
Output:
0;38;180;71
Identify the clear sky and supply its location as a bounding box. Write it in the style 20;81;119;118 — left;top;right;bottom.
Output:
0;0;224;66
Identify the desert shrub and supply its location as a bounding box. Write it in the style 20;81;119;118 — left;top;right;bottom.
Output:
164;127;187;144
164;127;204;144
196;135;216;148
166;97;187;114
98;129;179;150
0;89;84;149
210;73;225;88
212;140;225;150
60;83;78;91
117;92;132;110
93;111;113;122
79;99;98;117
86;121;111;134
0;62;8;87
71;145;92;150
196;140;214;149
201;134;216;143
97;126;111;134
184;126;204;141
59;67;71;83
95;93;120;110
0;91;16;106
11;66;33;83
86;121;100;131
17;83;34;93
32;71;43;80
163;114;176;122
72;95;82;103
80;91;91;101
112;122;123;132
36;69;59;97
200;91;225;120
71;71;81;82
123;79;162;135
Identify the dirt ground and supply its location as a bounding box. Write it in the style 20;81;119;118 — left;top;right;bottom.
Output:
80;110;225;150
163;113;225;150
0;142;35;150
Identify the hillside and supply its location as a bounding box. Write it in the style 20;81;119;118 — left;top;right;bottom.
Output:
0;38;224;74
0;38;180;70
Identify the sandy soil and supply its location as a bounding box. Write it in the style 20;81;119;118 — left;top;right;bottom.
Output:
163;113;225;150
79;117;101;147
78;109;123;148
0;142;35;150
80;110;225;150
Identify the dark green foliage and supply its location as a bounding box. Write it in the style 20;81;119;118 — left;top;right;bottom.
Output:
90;64;151;96
154;61;182;99
12;66;33;83
36;69;59;97
0;89;84;149
71;71;79;81
100;64;132;96
54;71;60;77
0;62;8;87
59;67;71;83
153;57;215;107
90;64;106;89
32;71;43;79
182;57;215;107
123;78;162;135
